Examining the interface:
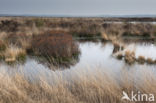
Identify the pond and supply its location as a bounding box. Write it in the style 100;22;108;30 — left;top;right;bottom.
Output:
0;39;156;83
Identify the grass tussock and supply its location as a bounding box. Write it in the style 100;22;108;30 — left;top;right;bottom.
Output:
116;53;156;65
4;46;26;63
124;51;135;64
137;56;146;64
146;58;155;64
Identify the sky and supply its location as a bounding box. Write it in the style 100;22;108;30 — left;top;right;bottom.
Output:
0;0;156;16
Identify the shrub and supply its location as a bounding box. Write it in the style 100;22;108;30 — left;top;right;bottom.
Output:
31;31;80;66
0;20;19;32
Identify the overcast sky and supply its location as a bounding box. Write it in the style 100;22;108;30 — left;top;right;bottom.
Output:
0;0;156;16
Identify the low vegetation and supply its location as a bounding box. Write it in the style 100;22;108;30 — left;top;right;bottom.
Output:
4;46;26;63
115;51;156;65
137;56;146;64
0;17;156;103
0;40;6;51
124;51;135;64
113;42;125;53
0;68;155;103
31;31;80;66
0;29;80;66
146;58;155;64
116;53;123;60
1;17;156;39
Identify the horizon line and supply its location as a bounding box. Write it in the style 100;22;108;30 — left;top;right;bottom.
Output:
1;14;156;18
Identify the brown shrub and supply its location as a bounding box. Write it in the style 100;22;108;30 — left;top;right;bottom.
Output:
0;20;19;32
31;31;80;64
1;17;156;38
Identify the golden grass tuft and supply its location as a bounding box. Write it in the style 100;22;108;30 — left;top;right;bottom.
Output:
146;58;155;64
137;56;146;64
4;46;26;63
124;51;135;64
101;32;109;40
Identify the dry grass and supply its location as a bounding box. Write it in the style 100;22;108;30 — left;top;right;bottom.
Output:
101;32;109;40
0;68;155;103
116;52;156;65
113;42;125;54
4;46;26;63
146;58;155;64
0;29;80;65
1;17;156;38
137;56;146;64
0;32;7;40
124;51;135;64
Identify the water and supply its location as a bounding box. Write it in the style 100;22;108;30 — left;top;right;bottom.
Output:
0;40;156;83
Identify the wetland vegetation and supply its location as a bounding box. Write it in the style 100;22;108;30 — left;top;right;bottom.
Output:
0;17;156;103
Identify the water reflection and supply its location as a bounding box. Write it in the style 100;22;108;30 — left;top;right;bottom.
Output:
0;40;156;82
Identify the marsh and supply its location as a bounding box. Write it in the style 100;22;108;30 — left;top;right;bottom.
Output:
0;17;156;103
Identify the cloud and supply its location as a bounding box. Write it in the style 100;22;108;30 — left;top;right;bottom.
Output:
0;0;156;15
